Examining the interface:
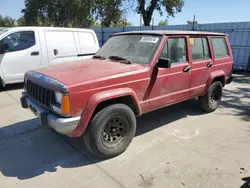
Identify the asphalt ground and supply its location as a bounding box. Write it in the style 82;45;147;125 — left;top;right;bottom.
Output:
0;73;249;188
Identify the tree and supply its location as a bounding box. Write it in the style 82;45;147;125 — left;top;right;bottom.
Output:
17;16;26;26
94;0;128;27
22;0;127;28
91;17;132;28
90;20;102;28
22;0;94;27
187;20;198;25
158;19;168;26
112;18;133;27
0;15;16;27
135;0;184;26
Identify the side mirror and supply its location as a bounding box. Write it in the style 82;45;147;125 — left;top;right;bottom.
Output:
0;43;9;54
157;58;171;68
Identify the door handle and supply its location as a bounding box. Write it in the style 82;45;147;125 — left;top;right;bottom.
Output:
54;49;58;56
183;66;192;72
31;51;39;56
207;62;213;67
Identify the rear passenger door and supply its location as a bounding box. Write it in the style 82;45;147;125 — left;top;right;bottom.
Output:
45;30;78;65
190;36;214;96
211;37;233;80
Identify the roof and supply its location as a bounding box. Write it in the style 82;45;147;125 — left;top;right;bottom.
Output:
113;30;225;36
1;26;94;33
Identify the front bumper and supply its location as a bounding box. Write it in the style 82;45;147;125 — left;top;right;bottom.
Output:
21;93;80;135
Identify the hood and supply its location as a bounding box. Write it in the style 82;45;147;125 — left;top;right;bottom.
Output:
34;59;146;86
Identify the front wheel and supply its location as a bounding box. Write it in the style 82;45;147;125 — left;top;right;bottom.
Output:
83;104;136;159
199;81;223;113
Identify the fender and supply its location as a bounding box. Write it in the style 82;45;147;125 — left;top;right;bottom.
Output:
204;70;226;94
68;88;141;137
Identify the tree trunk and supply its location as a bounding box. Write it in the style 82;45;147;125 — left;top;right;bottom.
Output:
139;0;158;26
143;16;151;26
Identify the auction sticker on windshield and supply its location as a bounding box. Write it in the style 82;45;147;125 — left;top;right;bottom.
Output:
140;37;159;43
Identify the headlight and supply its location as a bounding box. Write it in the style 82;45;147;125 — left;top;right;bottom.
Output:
55;91;63;104
52;92;71;116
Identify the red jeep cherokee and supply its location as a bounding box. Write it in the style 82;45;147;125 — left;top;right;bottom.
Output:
21;31;233;158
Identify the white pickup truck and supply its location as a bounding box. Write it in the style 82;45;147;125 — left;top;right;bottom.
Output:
0;27;99;87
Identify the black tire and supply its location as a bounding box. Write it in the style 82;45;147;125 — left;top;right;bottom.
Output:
199;81;223;113
83;103;136;159
0;77;4;90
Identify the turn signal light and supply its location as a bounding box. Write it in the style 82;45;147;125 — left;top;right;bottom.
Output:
62;95;71;115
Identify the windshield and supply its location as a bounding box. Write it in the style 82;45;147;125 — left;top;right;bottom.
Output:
95;35;162;64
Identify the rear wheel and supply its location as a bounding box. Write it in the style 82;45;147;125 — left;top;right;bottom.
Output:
83;104;136;159
199;81;223;113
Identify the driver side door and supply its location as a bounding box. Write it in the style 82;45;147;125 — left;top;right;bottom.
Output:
149;36;192;110
0;30;41;83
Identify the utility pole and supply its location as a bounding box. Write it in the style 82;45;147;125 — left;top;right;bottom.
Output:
140;14;142;26
152;18;154;30
192;15;196;31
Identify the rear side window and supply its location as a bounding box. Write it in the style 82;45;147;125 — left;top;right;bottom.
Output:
78;32;96;45
191;37;210;60
78;32;98;54
160;37;187;64
211;37;229;58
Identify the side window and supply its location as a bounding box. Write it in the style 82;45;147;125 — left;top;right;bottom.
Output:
211;37;229;58
160;37;187;64
78;32;98;54
2;31;35;52
78;32;96;45
191;37;210;61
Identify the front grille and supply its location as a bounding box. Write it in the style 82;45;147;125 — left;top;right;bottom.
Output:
26;80;54;108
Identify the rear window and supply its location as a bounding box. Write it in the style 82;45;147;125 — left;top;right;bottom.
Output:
211;37;229;58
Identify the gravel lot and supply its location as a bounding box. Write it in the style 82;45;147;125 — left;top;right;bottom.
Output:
0;73;249;188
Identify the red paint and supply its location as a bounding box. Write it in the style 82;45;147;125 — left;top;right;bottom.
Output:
34;31;233;137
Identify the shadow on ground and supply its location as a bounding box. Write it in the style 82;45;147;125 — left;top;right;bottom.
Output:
0;99;204;180
0;83;23;92
136;99;204;136
0;118;95;180
220;74;250;122
0;74;249;180
241;177;250;188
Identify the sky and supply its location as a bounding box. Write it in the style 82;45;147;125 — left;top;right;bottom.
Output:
0;0;250;26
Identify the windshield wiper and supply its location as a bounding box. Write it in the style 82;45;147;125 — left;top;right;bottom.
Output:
92;55;106;60
109;56;132;64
